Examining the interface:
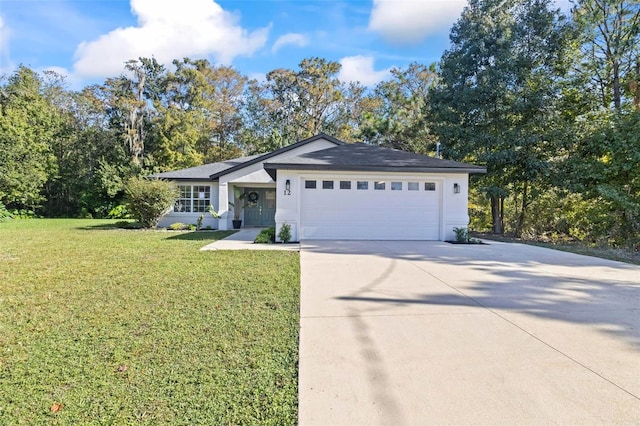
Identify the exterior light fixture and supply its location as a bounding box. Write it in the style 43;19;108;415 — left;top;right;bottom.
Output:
284;179;291;195
453;183;460;194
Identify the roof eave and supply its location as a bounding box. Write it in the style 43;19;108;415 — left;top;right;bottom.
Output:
263;163;487;174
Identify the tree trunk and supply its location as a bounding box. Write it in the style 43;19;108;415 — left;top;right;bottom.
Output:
515;182;528;238
491;195;504;234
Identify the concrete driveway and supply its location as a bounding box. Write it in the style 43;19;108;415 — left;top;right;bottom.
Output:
298;240;640;425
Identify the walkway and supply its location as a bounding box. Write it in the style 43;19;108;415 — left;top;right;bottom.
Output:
298;240;640;425
200;228;299;251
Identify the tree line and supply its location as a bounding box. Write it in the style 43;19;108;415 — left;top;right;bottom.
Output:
1;0;638;248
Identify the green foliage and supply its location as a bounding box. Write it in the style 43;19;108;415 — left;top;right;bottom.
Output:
124;177;178;228
431;0;575;234
255;227;276;244
361;62;438;154
278;223;292;243
453;227;470;243
0;66;60;210
0;201;11;221
107;204;131;219
169;222;188;230
0;219;299;424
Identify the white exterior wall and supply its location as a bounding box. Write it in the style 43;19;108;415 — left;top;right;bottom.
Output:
157;182;220;228
217;138;338;230
275;170;470;242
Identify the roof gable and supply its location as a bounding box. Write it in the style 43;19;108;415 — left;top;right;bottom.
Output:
151;133;343;181
208;133;343;179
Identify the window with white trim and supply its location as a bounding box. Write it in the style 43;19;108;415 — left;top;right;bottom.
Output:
174;185;211;213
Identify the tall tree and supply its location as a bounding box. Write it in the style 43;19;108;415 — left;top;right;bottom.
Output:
361;62;438;154
149;58;246;168
0;66;61;210
572;0;640;109
102;57;165;167
431;0;574;234
241;57;367;152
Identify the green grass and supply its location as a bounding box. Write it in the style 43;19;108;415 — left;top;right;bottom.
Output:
0;219;300;424
475;232;640;265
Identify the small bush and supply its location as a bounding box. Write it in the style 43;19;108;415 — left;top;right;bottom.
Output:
453;227;469;242
278;223;292;243
125;177;177;228
188;224;197;231
0;201;11;221
169;222;187;231
255;227;276;244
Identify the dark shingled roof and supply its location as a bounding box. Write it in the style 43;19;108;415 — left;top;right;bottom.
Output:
263;143;486;178
151;133;345;181
152;154;263;180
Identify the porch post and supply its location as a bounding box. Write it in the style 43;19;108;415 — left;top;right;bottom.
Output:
218;182;230;230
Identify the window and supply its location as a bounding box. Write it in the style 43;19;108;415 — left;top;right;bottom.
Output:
425;182;436;191
175;185;211;213
408;182;419;191
322;180;334;189
391;182;402;191
305;180;317;189
374;181;386;190
357;181;368;190
340;180;351;190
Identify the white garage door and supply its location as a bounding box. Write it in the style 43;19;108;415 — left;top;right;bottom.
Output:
300;178;441;240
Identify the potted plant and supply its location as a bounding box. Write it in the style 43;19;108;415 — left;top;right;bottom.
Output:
228;190;247;229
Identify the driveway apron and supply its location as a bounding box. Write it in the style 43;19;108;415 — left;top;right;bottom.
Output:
298;240;640;425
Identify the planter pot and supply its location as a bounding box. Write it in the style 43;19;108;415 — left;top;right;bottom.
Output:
232;220;242;229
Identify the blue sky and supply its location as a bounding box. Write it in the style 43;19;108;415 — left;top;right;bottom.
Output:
0;0;571;89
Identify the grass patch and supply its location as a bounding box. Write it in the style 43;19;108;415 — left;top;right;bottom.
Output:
0;219;300;424
474;232;640;265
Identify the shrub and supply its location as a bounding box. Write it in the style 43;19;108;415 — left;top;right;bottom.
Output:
169;222;187;231
278;223;292;243
124;177;177;228
453;227;469;242
255;227;276;244
0;201;11;221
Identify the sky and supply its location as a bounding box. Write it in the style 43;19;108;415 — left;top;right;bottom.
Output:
0;0;572;89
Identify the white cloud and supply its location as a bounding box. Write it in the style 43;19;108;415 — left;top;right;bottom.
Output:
338;56;391;86
271;33;308;53
0;15;15;74
73;0;270;78
368;0;467;44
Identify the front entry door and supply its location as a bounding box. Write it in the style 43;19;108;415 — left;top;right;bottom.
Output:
243;188;276;227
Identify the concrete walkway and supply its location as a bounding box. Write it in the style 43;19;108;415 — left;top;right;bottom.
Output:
200;228;299;251
298;240;640;425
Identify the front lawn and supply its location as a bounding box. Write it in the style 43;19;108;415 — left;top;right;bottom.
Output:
0;219;300;424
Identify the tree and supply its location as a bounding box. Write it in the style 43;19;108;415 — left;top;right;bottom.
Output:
361;62;438;154
431;0;574;235
149;58;246;168
241;57;366;152
572;0;640;110
0;66;61;210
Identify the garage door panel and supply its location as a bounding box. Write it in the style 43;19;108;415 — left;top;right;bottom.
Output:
300;179;441;240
